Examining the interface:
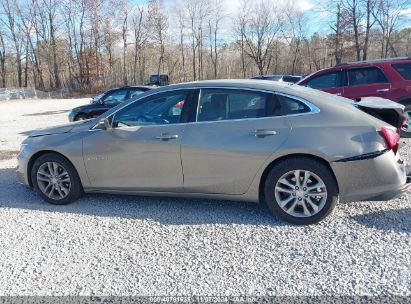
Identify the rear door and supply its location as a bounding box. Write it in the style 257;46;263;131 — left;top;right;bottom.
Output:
181;88;295;195
304;70;344;96
343;66;391;100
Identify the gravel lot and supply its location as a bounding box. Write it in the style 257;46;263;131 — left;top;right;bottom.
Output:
0;98;410;296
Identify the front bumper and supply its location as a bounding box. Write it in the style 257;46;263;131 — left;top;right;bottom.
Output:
332;150;409;203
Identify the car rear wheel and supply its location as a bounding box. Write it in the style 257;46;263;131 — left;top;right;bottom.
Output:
400;105;411;138
31;153;83;205
264;157;338;225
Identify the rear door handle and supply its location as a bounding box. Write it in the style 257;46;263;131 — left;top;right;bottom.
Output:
376;88;389;93
156;133;179;141
250;129;277;137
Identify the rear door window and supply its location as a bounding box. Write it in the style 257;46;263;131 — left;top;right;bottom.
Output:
392;63;411;80
306;71;343;89
197;89;269;122
347;67;388;86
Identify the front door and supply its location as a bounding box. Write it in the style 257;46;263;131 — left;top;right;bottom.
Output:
83;89;192;191
304;70;344;97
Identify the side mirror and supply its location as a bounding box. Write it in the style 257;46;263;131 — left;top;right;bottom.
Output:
96;118;112;130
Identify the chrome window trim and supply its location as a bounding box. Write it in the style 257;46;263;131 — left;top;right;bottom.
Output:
195;87;320;123
91;86;320;130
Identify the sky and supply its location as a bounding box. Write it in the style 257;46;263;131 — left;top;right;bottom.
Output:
131;0;411;39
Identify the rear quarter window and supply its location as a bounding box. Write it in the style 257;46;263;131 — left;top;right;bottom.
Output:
267;94;311;116
392;63;411;80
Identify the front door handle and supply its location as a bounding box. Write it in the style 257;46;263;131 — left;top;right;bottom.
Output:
334;93;342;96
250;129;277;138
156;133;179;141
376;88;390;93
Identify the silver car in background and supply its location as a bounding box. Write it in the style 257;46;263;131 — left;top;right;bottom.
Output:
17;80;409;224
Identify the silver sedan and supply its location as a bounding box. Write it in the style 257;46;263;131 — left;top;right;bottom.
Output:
17;80;409;224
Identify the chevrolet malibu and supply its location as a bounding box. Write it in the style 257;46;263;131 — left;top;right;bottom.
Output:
17;80;409;224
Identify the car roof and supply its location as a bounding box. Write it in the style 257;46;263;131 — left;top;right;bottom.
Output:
141;79;328;103
302;57;411;76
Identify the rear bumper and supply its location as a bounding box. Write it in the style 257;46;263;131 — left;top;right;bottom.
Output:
332;150;409;203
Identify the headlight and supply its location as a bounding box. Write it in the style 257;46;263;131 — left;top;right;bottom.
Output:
68;110;76;121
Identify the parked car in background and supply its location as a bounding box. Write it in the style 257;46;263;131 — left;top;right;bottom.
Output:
297;57;411;136
251;75;302;83
18;80;410;225
147;74;169;86
68;86;153;122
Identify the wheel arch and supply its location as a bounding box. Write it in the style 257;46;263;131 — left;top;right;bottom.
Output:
27;150;76;187
74;112;87;120
258;153;339;202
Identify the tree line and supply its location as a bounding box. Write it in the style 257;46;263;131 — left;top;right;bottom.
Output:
0;0;410;93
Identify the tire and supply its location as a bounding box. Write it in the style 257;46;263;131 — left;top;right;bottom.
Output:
74;114;87;121
400;105;411;138
31;153;83;205
263;157;338;225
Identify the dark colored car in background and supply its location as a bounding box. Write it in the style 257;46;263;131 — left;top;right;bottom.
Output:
147;74;169;86
68;86;153;122
251;75;302;83
297;57;411;136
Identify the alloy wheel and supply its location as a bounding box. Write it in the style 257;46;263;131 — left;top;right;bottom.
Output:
37;162;72;200
274;170;327;218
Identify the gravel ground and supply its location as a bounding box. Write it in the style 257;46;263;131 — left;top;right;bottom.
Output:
0;98;410;296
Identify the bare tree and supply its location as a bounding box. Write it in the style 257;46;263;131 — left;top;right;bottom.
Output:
234;0;248;78
1;0;24;87
132;6;147;83
373;0;407;57
0;26;6;87
237;0;283;76
148;0;168;75
283;4;307;74
121;2;128;85
175;5;187;81
330;1;345;65
362;0;378;59
208;0;223;79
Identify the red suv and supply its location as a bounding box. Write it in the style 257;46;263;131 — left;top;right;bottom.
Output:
297;58;411;136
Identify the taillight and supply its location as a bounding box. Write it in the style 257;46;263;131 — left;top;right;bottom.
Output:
381;127;400;153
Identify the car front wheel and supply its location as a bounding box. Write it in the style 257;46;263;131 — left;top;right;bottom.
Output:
264;157;338;225
31;153;83;205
